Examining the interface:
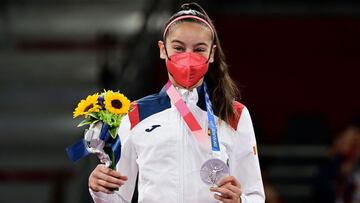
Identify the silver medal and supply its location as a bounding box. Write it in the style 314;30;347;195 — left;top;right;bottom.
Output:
200;158;229;185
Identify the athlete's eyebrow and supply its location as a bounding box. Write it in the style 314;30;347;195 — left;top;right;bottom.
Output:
194;42;209;47
170;40;185;45
171;40;209;47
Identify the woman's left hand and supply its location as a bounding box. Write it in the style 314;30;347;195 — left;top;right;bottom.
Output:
210;176;242;203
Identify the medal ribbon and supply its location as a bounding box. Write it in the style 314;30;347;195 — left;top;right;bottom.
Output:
203;82;220;152
165;80;221;154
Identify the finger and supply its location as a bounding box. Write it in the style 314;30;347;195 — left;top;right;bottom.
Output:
222;185;242;201
221;184;242;196
93;171;125;186
210;186;236;199
97;179;124;189
214;194;232;203
217;176;241;188
91;185;114;194
98;165;128;181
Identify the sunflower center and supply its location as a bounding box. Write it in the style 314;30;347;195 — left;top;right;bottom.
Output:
111;100;122;109
84;104;94;112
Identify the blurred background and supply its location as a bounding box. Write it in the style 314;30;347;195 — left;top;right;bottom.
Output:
0;0;359;203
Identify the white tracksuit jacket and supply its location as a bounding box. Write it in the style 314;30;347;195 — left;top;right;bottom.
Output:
90;83;265;203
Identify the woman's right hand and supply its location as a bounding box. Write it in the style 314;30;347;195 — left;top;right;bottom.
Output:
89;164;128;194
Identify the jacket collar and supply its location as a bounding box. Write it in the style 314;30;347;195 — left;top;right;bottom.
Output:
159;81;206;112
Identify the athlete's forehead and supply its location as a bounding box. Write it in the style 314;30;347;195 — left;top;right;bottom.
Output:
166;22;213;46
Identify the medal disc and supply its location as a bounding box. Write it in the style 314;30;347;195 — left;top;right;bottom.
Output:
200;158;229;185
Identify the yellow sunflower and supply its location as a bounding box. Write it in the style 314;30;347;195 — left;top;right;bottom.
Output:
73;93;101;118
104;90;130;115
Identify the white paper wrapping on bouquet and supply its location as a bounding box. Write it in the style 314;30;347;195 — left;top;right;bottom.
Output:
84;121;112;167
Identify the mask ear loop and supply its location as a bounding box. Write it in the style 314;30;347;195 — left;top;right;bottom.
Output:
206;40;215;63
164;44;171;61
163;31;172;61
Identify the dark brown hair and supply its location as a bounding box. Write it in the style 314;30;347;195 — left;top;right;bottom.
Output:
163;2;240;124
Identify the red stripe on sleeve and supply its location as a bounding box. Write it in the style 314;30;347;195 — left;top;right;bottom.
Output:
229;101;245;131
129;102;140;129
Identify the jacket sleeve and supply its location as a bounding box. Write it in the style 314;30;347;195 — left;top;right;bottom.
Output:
229;106;265;203
90;115;139;203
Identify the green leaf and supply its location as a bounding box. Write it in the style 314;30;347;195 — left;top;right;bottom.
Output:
88;112;100;120
91;119;99;125
109;127;117;139
77;118;94;127
103;145;116;170
98;110;124;128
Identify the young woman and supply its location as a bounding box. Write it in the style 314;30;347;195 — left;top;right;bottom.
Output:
88;3;265;203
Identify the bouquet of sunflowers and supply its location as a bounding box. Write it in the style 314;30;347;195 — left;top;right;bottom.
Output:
66;90;131;169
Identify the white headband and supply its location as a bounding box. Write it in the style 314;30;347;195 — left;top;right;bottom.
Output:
163;15;214;40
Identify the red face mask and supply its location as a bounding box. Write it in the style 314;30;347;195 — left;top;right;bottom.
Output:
166;52;209;89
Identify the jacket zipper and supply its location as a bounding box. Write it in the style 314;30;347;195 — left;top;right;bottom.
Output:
177;90;192;203
177;109;183;203
180;109;185;203
179;92;190;203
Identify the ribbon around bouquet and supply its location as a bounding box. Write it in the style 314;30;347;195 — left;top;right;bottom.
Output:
66;122;121;169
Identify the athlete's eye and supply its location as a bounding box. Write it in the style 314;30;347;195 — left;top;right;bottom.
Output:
173;46;185;52
194;48;206;53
